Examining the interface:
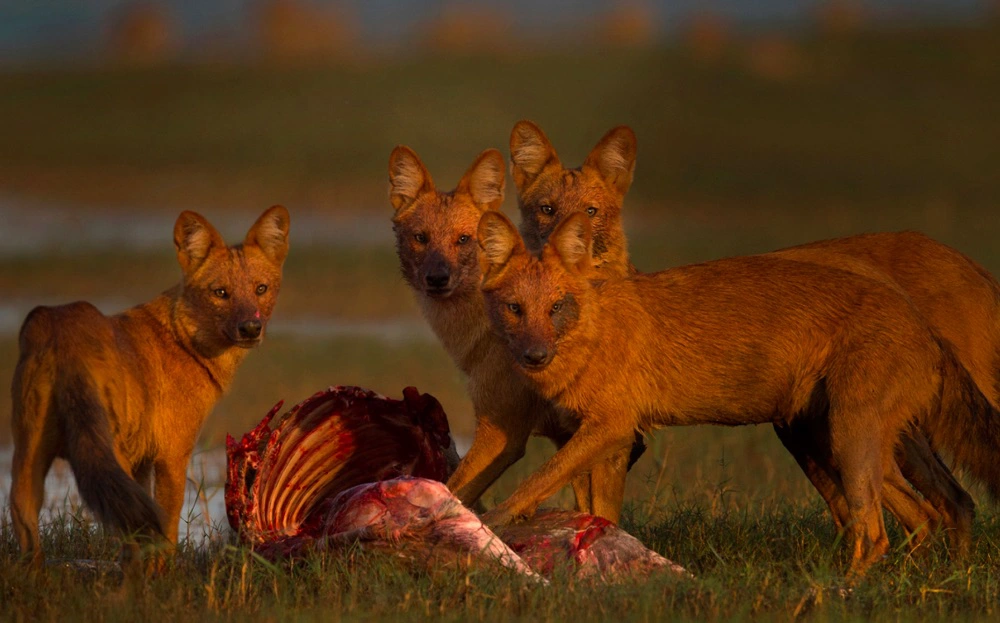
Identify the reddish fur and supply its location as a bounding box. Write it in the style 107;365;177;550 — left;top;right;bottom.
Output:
510;120;986;554
389;146;640;522
10;207;290;567
478;210;1000;578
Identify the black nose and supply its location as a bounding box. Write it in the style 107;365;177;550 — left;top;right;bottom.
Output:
425;272;450;289
238;319;262;339
522;346;550;368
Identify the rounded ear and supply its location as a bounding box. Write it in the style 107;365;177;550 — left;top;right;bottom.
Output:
548;213;593;274
509;120;561;191
456;148;505;212
389;146;435;212
478;211;524;275
245;205;291;266
174;210;226;274
583;125;637;197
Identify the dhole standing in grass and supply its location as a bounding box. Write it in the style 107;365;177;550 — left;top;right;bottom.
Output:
477;210;1000;577
388;146;642;522
508;119;985;553
10;206;290;566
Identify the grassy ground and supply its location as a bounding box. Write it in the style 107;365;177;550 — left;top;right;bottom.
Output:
2;497;999;621
3;22;1000;620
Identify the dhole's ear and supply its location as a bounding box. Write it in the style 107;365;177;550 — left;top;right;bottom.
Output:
548;213;592;274
389;146;435;212
583;125;637;197
245;205;291;266
456;148;505;212
478;211;524;278
509;120;560;191
174;210;227;274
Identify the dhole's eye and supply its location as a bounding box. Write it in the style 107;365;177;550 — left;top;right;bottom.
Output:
586;206;598;217
213;288;228;299
457;234;470;245
507;302;521;315
256;284;268;295
414;233;428;244
540;205;554;216
551;302;562;313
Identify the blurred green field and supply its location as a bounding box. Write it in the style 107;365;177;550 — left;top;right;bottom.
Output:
2;24;1000;615
0;24;998;213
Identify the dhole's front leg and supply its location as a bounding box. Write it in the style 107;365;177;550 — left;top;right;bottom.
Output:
447;413;533;507
482;420;636;529
586;446;632;523
565;446;631;523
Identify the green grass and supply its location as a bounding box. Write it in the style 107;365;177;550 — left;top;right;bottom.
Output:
2;487;1000;621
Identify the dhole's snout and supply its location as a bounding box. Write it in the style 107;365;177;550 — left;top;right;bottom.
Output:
229;311;266;346
424;269;451;291
422;256;454;297
239;318;262;340
520;345;553;370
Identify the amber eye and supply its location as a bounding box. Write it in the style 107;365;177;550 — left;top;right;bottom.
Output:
540;205;554;216
213;288;228;299
508;302;521;314
415;233;428;244
586;206;598;217
256;284;268;295
551;302;562;313
458;234;470;245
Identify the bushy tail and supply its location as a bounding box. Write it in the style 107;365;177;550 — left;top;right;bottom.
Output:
60;375;166;539
923;352;1000;502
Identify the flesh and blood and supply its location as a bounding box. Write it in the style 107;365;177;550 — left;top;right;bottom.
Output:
225;385;687;580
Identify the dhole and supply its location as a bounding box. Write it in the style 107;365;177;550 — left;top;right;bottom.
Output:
508;120;980;552
388;146;642;522
10;206;290;566
477;210;1000;577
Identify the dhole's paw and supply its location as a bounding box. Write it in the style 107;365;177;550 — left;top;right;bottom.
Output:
481;507;517;530
119;539;173;579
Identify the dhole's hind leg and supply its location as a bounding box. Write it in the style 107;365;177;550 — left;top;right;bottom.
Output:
880;460;942;550
10;390;58;566
896;430;974;556
773;422;851;531
154;455;190;544
829;416;892;579
775;421;942;554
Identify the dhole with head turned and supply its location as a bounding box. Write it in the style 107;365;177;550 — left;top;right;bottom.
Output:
509;119;982;554
388;145;643;522
10;206;290;566
477;210;1000;578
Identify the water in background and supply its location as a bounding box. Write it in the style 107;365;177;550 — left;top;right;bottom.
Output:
0;445;230;543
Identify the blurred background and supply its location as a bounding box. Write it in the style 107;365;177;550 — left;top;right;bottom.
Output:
1;0;998;536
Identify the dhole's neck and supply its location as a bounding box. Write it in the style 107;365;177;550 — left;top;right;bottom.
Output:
147;288;248;395
593;235;637;279
416;288;494;374
594;256;638;280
